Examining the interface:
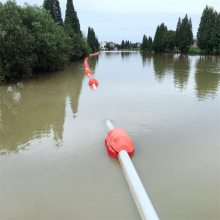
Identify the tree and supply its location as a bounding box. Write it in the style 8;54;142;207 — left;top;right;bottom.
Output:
0;1;71;82
175;17;181;48
164;30;176;51
141;35;148;51
197;6;218;53
153;23;168;52
148;37;153;51
121;40;125;49
176;15;193;53
43;0;62;24
64;0;81;36
217;13;220;54
64;0;89;59
87;27;99;52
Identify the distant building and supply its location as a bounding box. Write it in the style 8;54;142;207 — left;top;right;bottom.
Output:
100;41;107;50
105;42;118;50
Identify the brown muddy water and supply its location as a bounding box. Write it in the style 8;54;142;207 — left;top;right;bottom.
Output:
0;52;220;220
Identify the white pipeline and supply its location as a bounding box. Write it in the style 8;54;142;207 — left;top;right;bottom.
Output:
105;120;159;220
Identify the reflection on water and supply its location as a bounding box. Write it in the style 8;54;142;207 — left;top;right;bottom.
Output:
153;54;175;81
87;55;99;75
0;63;85;154
121;51;135;60
1;54;218;154
173;55;190;90
141;52;153;67
195;56;220;100
150;53;220;97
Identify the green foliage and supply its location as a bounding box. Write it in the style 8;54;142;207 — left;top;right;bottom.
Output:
176;15;193;53
87;27;99;52
121;40;132;49
141;35;153;52
43;0;63;24
217;13;220;54
64;0;81;36
0;1;71;82
153;23;168;52
121;40;125;49
141;35;148;51
175;18;181;48
188;47;202;55
64;0;89;59
164;30;176;51
197;6;218;53
0;1;35;80
148;37;153;51
70;34;90;59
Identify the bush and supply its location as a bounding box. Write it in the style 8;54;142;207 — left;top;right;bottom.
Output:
188;47;202;55
0;1;71;82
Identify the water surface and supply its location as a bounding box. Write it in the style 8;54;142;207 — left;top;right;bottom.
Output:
0;52;220;220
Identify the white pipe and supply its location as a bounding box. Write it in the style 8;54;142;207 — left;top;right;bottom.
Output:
105;120;159;220
118;150;159;220
106;119;114;131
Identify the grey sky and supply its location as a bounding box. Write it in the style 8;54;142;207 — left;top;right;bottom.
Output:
2;0;220;43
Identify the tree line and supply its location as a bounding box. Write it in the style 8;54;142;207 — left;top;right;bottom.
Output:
0;0;99;83
141;6;220;55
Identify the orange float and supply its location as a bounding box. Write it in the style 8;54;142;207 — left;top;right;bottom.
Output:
82;52;100;90
105;128;134;157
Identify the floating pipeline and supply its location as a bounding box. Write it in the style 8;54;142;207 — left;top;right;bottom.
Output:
89;52;100;57
104;120;159;220
83;52;100;90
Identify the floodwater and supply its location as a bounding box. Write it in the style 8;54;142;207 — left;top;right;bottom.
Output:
0;52;220;220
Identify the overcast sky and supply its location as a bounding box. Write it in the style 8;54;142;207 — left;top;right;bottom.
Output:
2;0;220;43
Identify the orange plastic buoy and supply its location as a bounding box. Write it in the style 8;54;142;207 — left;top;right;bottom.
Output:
82;53;99;90
88;78;98;89
85;69;92;76
84;66;90;72
105;128;134;157
83;64;89;69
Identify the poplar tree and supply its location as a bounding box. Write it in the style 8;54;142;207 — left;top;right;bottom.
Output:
87;27;99;52
64;0;88;59
176;15;193;53
148;37;153;51
43;0;62;24
153;23;168;52
141;35;148;51
164;30;176;51
197;6;218;53
175;18;181;48
64;0;81;36
121;40;125;49
217;13;220;54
